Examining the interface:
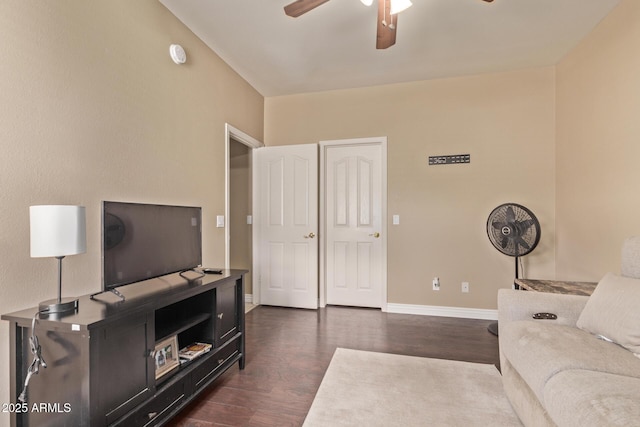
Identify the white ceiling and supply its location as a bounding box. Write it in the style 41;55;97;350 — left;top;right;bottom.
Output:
159;0;621;97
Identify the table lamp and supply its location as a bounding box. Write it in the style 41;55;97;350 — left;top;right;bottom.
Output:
30;205;86;314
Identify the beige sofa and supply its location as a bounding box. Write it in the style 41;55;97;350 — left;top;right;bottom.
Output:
498;237;640;426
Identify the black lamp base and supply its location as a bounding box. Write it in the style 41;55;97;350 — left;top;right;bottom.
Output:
39;297;79;314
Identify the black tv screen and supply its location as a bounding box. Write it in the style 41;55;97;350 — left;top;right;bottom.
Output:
102;201;202;290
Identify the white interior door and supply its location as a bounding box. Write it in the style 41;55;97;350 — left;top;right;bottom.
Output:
257;144;318;309
323;141;386;308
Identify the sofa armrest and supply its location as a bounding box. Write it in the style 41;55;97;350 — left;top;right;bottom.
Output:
498;289;589;330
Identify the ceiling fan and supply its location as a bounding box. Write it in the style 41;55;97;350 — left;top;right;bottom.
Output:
284;0;495;49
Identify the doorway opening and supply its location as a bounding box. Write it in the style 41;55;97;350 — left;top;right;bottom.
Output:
229;139;252;299
225;124;262;305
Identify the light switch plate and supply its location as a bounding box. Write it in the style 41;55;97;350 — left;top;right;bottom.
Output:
392;215;400;225
216;215;225;228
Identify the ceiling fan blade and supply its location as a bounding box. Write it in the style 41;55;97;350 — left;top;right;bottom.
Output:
376;0;397;49
284;0;331;17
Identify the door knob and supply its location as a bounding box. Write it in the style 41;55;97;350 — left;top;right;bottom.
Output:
304;232;316;239
369;232;380;238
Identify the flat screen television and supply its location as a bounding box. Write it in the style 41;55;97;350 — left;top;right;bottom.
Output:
102;201;202;290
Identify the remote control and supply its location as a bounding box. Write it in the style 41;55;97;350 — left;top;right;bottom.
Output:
533;312;557;320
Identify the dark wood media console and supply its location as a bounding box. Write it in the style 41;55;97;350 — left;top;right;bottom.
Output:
2;269;246;427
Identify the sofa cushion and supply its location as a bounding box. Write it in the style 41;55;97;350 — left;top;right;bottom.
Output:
577;272;640;355
544;370;640;427
500;321;640;402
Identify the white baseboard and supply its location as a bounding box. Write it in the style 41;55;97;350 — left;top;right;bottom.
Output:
386;303;498;321
242;297;496;320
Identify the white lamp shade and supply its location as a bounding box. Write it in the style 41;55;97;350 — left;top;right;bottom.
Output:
30;205;87;258
360;0;374;6
390;0;412;15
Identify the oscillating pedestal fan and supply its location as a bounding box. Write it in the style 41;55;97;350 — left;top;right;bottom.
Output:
486;203;541;335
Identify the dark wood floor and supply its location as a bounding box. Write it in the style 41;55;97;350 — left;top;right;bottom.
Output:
169;305;500;427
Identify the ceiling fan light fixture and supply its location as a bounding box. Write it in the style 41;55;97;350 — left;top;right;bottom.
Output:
360;0;374;6
390;0;412;15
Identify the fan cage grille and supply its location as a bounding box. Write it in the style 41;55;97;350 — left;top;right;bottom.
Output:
487;203;540;257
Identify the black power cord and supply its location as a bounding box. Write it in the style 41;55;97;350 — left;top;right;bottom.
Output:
18;309;48;404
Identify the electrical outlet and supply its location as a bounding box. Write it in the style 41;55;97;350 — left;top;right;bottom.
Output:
432;277;440;291
462;282;469;293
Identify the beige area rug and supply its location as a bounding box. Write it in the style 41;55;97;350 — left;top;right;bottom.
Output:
303;348;522;427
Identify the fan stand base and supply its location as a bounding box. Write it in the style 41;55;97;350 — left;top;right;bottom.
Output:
487;322;499;336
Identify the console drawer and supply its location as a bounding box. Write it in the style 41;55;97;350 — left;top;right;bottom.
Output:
112;380;185;427
193;339;239;391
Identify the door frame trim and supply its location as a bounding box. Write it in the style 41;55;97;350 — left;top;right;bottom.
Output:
224;123;263;303
319;137;388;311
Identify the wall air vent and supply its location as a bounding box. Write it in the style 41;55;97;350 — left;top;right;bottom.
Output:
428;154;470;166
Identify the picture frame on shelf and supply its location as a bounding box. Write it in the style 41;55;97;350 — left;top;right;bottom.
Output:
154;335;180;380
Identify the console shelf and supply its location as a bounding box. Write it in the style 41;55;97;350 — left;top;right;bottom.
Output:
155;312;212;343
2;269;246;427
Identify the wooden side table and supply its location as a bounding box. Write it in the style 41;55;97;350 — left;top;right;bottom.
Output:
489;278;598;336
514;278;597;296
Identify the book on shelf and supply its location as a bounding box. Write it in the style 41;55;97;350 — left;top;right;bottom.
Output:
179;342;213;361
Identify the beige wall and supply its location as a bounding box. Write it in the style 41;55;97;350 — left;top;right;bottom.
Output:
0;1;263;421
556;0;640;281
265;68;557;310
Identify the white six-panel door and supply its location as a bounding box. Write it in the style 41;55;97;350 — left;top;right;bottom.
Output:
323;141;385;308
257;144;318;309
